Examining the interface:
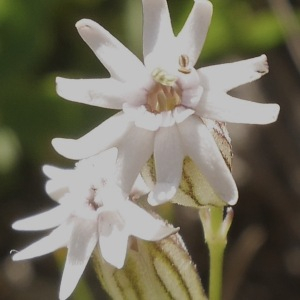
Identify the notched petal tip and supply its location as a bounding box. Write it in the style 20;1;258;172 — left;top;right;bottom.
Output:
255;54;269;75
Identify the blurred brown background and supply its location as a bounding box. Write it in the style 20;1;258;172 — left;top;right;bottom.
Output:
1;0;300;299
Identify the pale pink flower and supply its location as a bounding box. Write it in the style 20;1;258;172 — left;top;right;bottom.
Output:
52;0;279;206
12;149;176;300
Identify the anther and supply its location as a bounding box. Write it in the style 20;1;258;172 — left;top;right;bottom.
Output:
178;54;191;74
152;68;177;86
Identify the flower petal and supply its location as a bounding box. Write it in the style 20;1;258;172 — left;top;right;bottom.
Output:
148;183;177;206
52;112;133;160
148;126;184;205
179;69;203;109
196;91;280;124
76;19;149;85
123;104;163;131
116;126;154;194
173;106;195;124
12;204;71;231
120;200;178;240
176;0;213;66
198;55;269;91
45;179;69;201
12;223;72;261
56;77;147;109
98;214;129;269
130;174;150;200
142;0;176;72
59;219;97;300
43;165;73;200
42;165;74;180
178;115;238;205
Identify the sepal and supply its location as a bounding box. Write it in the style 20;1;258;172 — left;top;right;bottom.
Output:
93;232;207;300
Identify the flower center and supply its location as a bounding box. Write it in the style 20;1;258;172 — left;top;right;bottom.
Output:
147;69;181;113
87;186;102;210
146;55;191;114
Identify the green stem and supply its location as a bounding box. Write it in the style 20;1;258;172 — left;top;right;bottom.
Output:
208;207;225;300
200;206;228;300
208;238;225;300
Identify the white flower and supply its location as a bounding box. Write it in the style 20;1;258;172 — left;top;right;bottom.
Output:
52;0;280;206
12;149;177;300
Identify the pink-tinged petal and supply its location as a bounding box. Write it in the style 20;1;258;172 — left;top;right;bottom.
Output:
98;213;129;268
52;112;133;160
198;55;269;91
196;91;280;124
59;219;97;300
76;19;149;85
116;126;154;194
178;116;238;205
12;223;73;261
142;0;176;71
176;0;213;66
148;126;184;205
56;77;147;109
12;204;71;231
120;200;178;240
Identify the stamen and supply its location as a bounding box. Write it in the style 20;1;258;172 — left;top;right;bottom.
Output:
178;54;191;74
147;68;182;113
152;68;177;86
147;83;181;113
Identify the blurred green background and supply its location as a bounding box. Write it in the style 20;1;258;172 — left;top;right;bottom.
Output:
1;0;300;299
